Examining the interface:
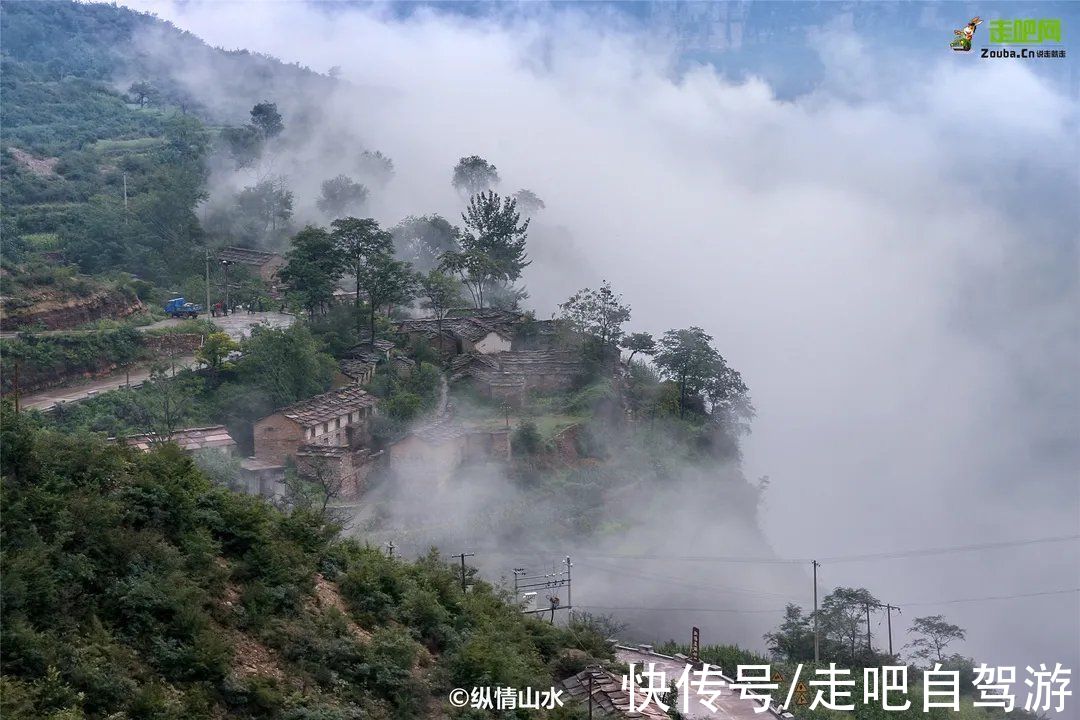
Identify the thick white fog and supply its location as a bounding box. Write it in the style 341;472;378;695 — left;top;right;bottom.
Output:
124;0;1079;673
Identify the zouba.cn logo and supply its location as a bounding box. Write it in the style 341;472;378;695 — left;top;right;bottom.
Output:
950;16;983;51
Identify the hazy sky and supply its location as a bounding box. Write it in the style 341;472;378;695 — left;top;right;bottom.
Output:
123;0;1079;675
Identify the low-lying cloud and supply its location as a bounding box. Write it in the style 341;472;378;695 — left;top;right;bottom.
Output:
124;0;1079;672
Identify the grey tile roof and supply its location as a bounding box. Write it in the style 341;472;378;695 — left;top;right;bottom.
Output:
120;425;236;453
275;386;377;427
218;246;282;266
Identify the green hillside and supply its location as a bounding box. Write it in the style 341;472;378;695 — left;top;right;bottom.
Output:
0;404;612;719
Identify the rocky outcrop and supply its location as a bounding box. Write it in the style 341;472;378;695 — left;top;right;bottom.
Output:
0;288;143;331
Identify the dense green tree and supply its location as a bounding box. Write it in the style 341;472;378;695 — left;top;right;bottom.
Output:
451;155;499;196
393;214;461;272
235;324;335;406
250;101;283;138
441;191;529;308
279;225;343;316
195;331;239;384
763;603;815;662
622;331;656;364
513;188;545;216
357;254;416;343
558;280;631;363
317;174;368;218
331;216;395;338
653;327;720;418
127;80;156;108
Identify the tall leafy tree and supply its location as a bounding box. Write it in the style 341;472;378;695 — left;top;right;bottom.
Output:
512;188;545;216
393;215;461;272
905;615;966;666
331;217;393;338
331;217;417;341
820;587;880;665
418;269;464;346
250;101;284;139
128;80;156;108
236;177;293;238
279;225;343;316
318;175;368;218
441;191;529;308
356;254;416;343
763;604;815;662
451;155;499;196
558;280;631;363
622;332;656;365
653;327;720;418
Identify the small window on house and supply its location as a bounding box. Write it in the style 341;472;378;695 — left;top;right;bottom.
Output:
322;422;328;434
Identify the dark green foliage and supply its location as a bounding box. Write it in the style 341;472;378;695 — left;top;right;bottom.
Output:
441;191;530;308
280;226;345;316
317;175;368;219
392;215;461;272
249;102;284;139
1;404;615;717
451;155;499;196
0;326;143;393
367;363;442;445
513;420;544;456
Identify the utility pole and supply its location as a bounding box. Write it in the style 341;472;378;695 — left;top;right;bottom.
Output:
812;560;820;664
865;602;872;655
385;540;396;558
883;604;901;657
513;567;526;597
12;360;20;414
456;552;475;594
205;248;211;314
123;173;128;216
564;556;572;610
221;259;232;315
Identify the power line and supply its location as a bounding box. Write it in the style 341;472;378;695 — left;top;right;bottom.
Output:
817;534;1080;564
573;588;1079;617
898;588;1080;607
575;604;784;615
481;533;1079;565
578;559;800;601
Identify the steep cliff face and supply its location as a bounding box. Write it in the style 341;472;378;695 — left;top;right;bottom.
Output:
0;288;143;331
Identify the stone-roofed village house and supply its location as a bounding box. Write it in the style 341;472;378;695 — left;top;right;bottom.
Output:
253;385;378;466
396;309;516;357
217;246;286;284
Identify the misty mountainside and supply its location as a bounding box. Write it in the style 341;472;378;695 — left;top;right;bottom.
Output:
1;0;780;696
1;0;347;290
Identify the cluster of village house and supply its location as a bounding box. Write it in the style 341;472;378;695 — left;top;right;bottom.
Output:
118;299;585;504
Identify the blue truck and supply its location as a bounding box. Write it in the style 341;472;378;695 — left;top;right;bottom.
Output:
164;297;203;319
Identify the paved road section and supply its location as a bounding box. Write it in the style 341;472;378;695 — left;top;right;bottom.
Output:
616;647;771;719
16;312;295;411
21;356;197;412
